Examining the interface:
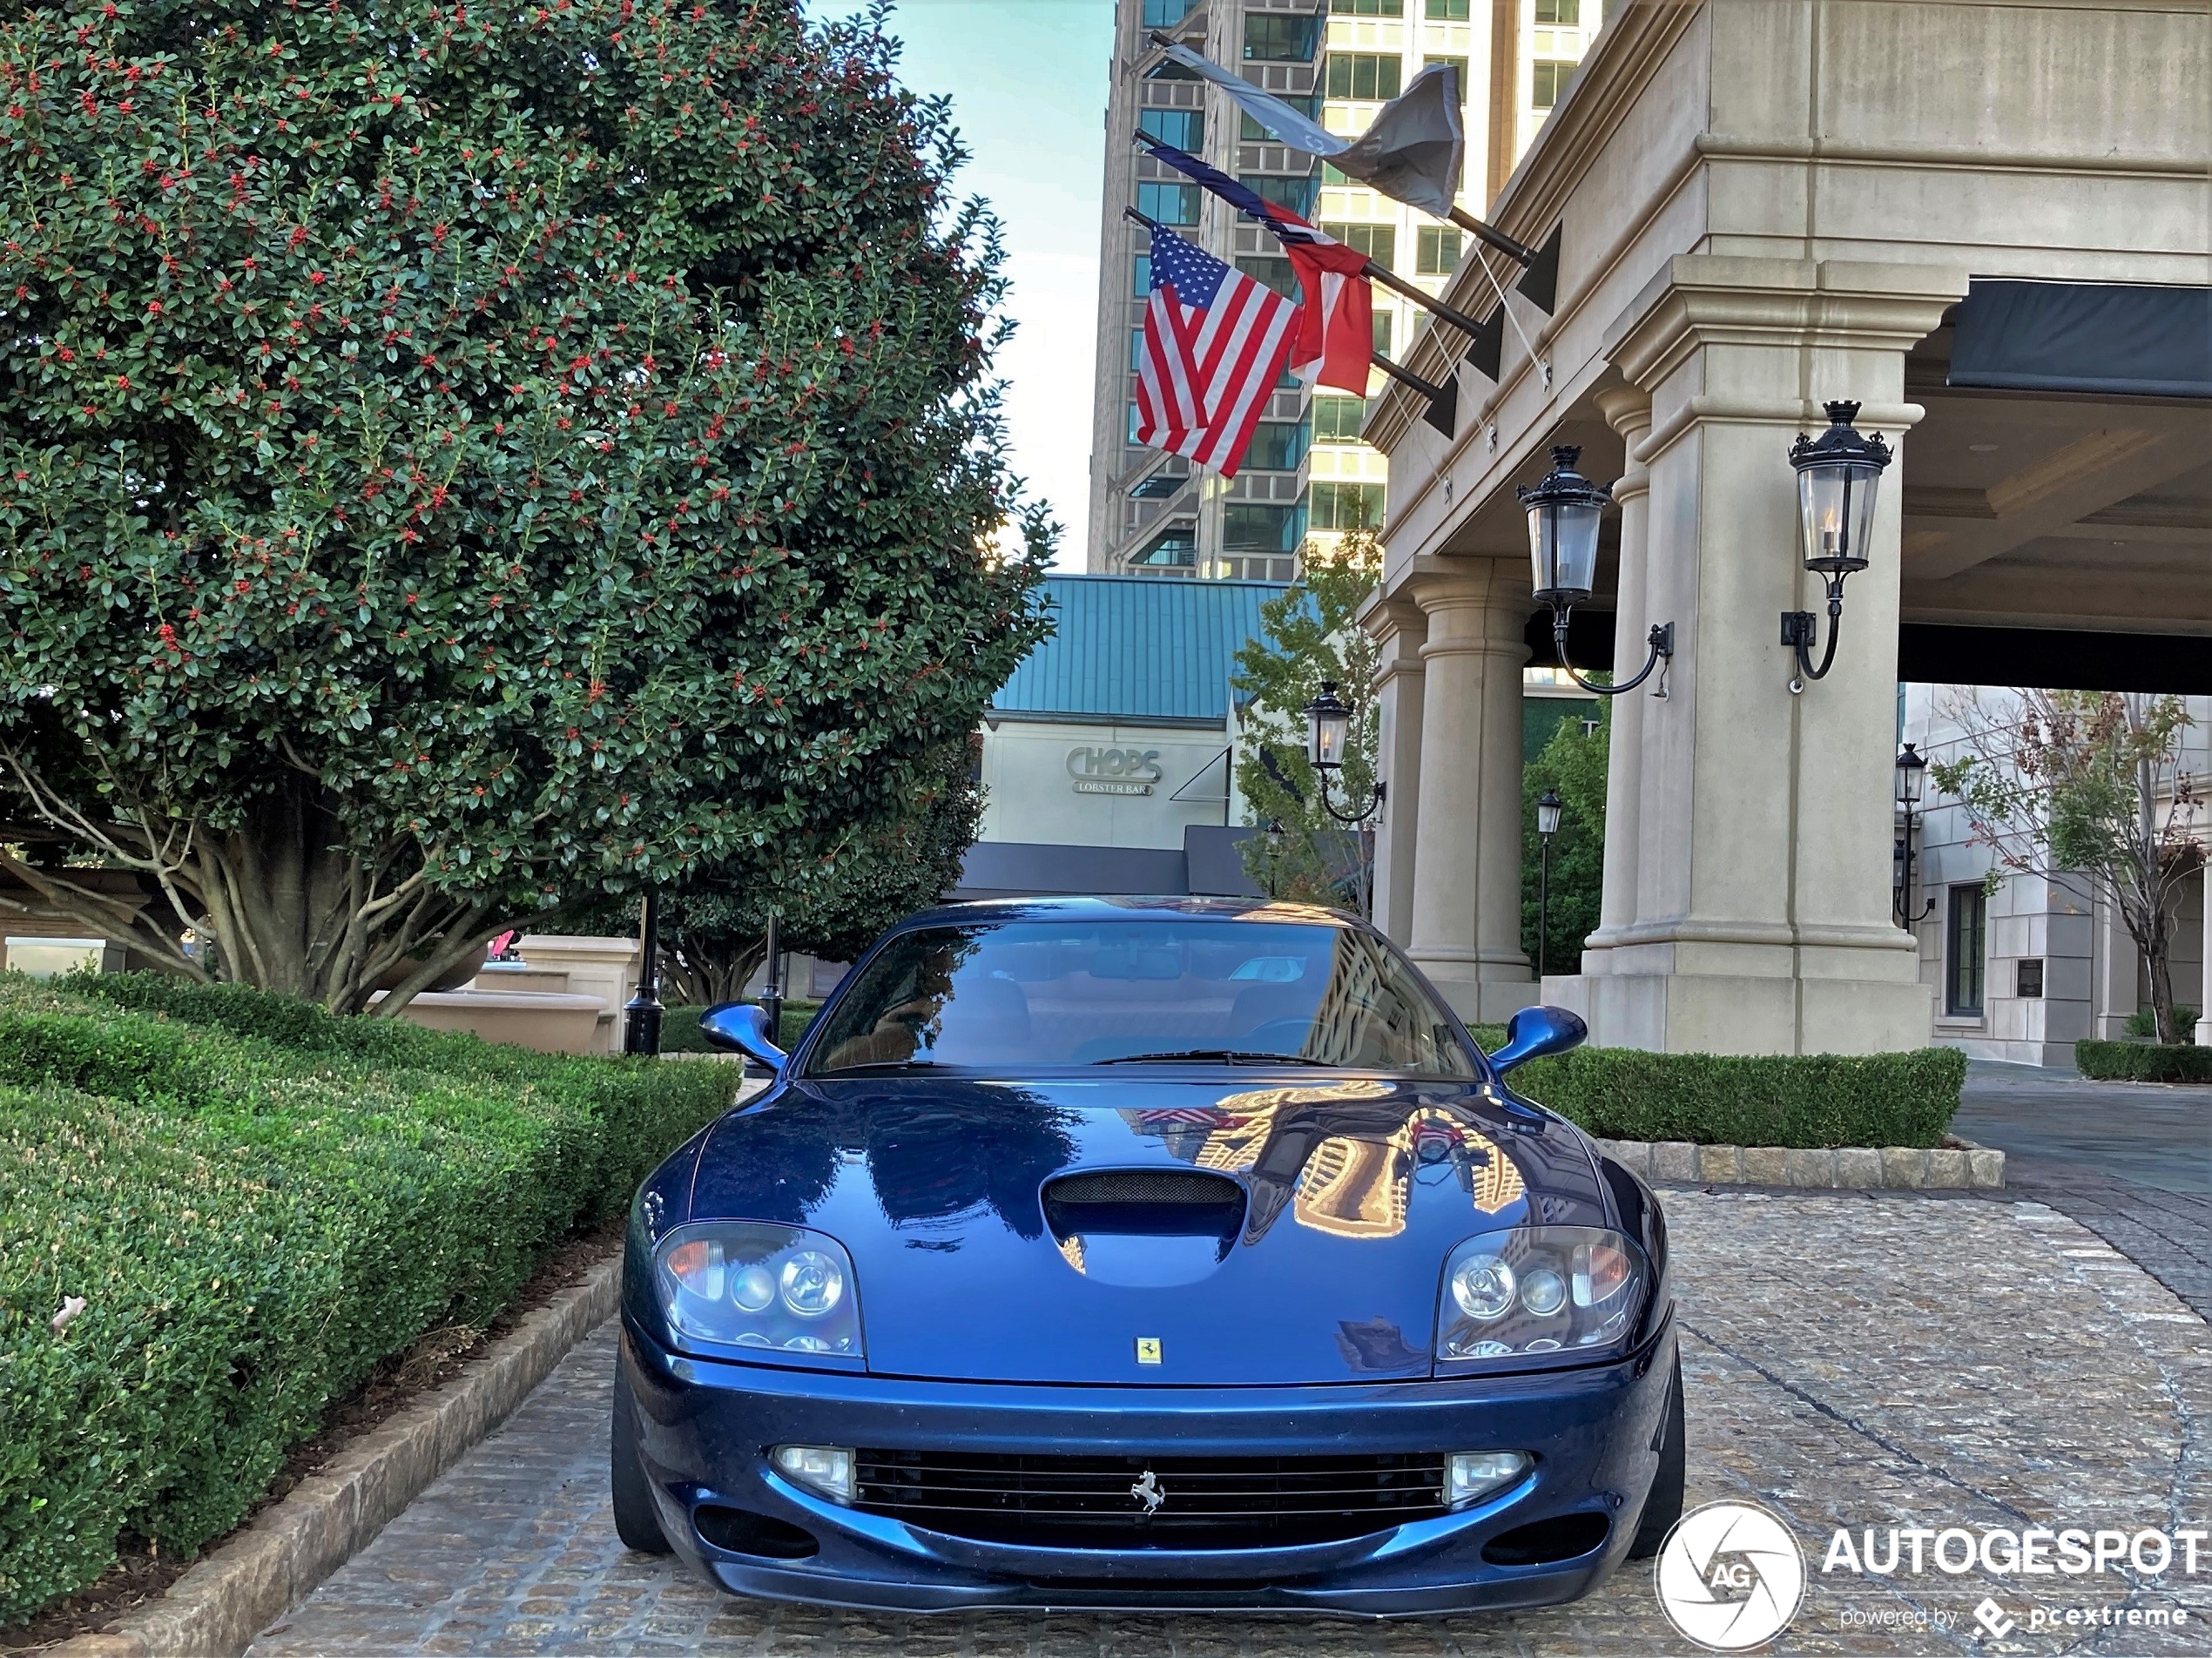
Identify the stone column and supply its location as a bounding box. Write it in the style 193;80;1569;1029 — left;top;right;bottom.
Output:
1578;384;1655;963
1405;560;1534;1022
1360;594;1428;948
1552;256;1963;1055
2196;866;2211;1047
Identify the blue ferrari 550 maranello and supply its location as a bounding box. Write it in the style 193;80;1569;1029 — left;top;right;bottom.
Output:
611;897;1681;1617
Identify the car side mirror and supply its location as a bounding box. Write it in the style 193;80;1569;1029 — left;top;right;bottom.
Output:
1486;1005;1587;1075
699;1003;787;1075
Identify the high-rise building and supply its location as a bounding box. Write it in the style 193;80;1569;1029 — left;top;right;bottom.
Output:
1085;0;1600;579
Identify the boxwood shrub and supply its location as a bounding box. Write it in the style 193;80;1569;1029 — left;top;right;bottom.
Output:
0;974;738;1628
1467;1023;1965;1148
2076;1039;2212;1083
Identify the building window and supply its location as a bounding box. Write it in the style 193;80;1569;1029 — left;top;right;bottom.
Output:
1312;394;1368;443
1241;94;1319;142
1416;226;1463;275
1133;254;1150;298
1241;172;1320;217
1136;182;1200;226
1130;471;1184;499
1946;886;1986;1017
1235;255;1298;300
1320;221;1396;266
1532;59;1575;109
1311;481;1386;530
1331;0;1402;14
1127;402;1144;445
1422;55;1470;98
1535;0;1581;24
1371;308;1392;354
1143;0;1193;26
1223;502;1307;552
1244;14;1321;62
1130;328;1144;371
1244;421;1310;472
1324;52;1402;101
1426;0;1472;18
1134;526;1197;566
2017;958;2045;999
1138;108;1204;151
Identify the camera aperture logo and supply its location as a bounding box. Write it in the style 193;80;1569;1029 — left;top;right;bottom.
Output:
1656;1501;1808;1651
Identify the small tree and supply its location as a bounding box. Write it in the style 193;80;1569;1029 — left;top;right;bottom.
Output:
1522;701;1608;976
617;733;983;1005
1231;530;1380;911
1931;690;2202;1044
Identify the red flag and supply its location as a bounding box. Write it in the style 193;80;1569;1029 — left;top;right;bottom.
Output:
1286;241;1375;396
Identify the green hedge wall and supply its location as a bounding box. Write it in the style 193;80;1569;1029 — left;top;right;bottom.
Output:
660;1001;819;1055
0;974;738;1628
2076;1039;2212;1083
1471;1025;1965;1149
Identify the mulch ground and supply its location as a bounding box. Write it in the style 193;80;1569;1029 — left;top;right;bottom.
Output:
0;1223;624;1653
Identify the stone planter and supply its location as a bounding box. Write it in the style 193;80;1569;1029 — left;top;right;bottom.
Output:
1597;1137;2003;1190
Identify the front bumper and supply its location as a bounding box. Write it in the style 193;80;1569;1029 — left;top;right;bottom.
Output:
621;1311;1676;1617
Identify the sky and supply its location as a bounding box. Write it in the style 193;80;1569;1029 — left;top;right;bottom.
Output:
811;1;1114;568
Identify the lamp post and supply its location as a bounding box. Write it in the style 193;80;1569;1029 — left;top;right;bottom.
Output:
1302;682;1384;918
1535;789;1562;981
621;889;664;1056
1781;401;1894;692
1894;743;1935;926
760;913;784;1044
1519;446;1674;696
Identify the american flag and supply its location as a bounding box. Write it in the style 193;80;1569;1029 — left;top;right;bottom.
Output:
1131;227;1298;478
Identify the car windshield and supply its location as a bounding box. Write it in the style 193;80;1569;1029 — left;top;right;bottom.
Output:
805;918;1475;1076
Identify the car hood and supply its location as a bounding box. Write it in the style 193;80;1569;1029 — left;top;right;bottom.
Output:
687;1074;1609;1385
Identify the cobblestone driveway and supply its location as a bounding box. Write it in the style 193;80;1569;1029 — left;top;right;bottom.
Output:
251;1194;2212;1656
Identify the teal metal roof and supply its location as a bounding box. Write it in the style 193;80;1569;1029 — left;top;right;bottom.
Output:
991;575;1287;727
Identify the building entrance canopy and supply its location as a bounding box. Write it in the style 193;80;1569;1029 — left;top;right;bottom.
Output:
1950;279;2212;401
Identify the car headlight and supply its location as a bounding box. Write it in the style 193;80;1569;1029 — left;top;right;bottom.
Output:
1437;1226;1647;1369
653;1223;863;1362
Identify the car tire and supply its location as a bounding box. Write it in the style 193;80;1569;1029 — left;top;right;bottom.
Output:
1626;1352;1685;1560
611;1358;672;1555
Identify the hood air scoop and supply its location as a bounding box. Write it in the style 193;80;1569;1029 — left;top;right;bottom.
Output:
1043;1169;1245;1288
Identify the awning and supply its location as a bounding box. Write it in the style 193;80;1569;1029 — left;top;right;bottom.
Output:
1949;279;2211;400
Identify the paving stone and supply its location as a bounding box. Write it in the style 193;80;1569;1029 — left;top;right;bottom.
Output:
249;1194;2212;1657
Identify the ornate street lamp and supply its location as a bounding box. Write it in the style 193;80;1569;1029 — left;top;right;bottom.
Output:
1893;743;1935;925
1534;789;1562;979
1781;401;1894;691
1519;445;1674;697
622;889;664;1056
1302;682;1384;824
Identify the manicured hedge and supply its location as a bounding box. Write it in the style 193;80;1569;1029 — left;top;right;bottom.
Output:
2076;1039;2212;1083
1474;1028;1965;1149
0;974;738;1627
660;1001;819;1054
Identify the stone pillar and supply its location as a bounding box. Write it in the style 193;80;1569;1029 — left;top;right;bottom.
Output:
2195;866;2211;1048
1405;560;1534;1022
1549;257;1962;1055
1360;595;1428;948
1578;384;1655;965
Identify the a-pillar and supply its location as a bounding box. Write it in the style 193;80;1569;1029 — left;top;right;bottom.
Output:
1359;593;1427;948
1404;560;1534;1022
1549;257;1962;1055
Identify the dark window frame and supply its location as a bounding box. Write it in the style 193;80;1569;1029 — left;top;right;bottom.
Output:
1946;885;1987;1017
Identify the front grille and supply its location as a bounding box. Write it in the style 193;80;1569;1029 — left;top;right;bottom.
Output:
854;1451;1448;1550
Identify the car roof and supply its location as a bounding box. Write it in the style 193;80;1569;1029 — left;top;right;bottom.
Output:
893;894;1356;930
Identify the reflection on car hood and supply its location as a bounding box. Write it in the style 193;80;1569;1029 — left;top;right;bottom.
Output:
687;1075;1609;1385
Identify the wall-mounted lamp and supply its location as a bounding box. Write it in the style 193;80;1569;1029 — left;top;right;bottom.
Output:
1782;401;1893;693
1519;446;1673;698
1893;743;1935;926
1302;681;1384;825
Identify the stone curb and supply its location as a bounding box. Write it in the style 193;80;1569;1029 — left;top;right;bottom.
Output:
55;1257;623;1658
1599;1138;2005;1190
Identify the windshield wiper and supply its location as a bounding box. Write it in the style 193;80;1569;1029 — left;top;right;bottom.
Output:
1092;1049;1334;1067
